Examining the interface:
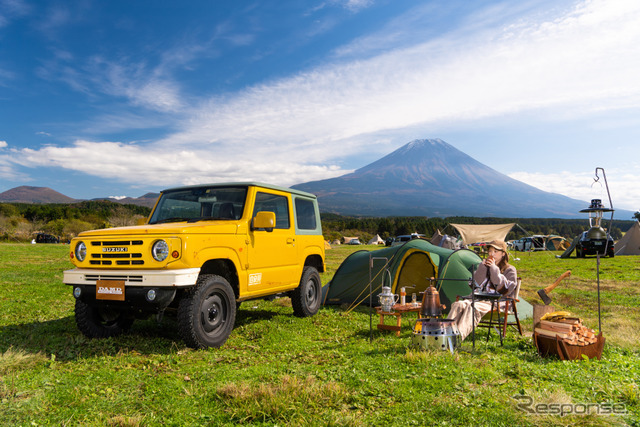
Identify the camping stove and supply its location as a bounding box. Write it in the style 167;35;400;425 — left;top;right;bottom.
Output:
411;318;460;354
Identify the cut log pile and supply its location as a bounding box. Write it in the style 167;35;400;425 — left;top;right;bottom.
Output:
535;317;598;346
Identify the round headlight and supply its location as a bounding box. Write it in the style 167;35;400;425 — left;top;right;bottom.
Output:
152;240;169;262
75;241;87;262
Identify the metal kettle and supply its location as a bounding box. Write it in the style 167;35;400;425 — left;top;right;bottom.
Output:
421;280;446;318
378;286;399;313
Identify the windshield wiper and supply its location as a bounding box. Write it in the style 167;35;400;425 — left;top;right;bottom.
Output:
152;217;189;224
187;216;235;223
187;217;214;223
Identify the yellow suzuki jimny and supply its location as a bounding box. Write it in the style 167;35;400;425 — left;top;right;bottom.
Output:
64;182;325;349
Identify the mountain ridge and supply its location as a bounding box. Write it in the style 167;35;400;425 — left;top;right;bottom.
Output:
293;139;614;219
0;186;158;208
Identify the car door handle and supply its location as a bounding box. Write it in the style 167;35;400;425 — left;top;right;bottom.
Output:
287;238;295;244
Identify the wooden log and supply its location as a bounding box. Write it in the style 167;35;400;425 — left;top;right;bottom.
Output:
556;317;581;325
539;320;574;332
534;328;572;339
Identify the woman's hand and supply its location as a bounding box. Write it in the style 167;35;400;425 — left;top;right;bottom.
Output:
483;255;495;267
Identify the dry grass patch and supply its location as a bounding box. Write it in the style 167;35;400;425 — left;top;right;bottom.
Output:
105;415;146;427
0;347;48;375
215;375;357;425
597;307;640;350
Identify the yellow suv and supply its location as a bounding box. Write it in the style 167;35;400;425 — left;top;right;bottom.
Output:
64;182;325;349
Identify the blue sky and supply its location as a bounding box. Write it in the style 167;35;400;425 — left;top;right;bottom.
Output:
1;0;639;213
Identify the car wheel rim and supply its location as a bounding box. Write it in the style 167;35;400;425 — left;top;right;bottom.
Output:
305;279;317;306
200;292;227;334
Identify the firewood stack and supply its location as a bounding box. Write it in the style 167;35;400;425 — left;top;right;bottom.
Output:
534;311;598;346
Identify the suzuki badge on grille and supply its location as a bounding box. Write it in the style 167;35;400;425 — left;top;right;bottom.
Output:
103;247;128;252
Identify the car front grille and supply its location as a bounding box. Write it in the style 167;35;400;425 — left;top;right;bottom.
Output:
89;240;145;266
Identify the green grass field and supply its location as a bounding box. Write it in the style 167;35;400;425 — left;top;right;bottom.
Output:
1;243;638;426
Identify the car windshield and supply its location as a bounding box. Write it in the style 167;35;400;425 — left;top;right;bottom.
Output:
148;186;248;224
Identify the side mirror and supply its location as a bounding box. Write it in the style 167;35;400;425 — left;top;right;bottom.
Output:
251;211;275;232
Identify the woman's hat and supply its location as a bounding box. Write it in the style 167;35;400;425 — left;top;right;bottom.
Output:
487;240;509;261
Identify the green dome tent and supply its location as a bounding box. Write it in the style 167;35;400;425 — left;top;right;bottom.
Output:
322;239;482;313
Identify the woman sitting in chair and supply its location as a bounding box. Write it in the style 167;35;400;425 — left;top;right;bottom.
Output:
448;240;517;340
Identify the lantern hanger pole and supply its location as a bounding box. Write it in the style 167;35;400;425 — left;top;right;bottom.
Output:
593;167;613;335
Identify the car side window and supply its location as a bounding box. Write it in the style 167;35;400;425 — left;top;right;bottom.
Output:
294;198;317;230
253;192;290;229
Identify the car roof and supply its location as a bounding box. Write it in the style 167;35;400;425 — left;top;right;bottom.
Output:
160;182;317;199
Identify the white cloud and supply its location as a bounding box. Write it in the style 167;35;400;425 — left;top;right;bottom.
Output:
11;140;345;187
0;148;31;182
0;0;30;25
509;169;640;212
92;59;184;113
339;0;373;12
165;0;640;150
9;0;640;193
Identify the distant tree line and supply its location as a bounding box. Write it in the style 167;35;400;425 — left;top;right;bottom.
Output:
1;200;635;244
0;201;151;242
321;213;634;244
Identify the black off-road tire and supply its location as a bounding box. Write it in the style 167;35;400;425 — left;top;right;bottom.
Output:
291;266;321;318
74;299;134;338
177;274;236;349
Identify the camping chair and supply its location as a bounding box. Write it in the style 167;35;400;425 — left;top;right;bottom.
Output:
476;277;523;342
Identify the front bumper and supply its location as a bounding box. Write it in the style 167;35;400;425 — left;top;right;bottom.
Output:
64;268;201;313
63;268;201;287
72;284;178;313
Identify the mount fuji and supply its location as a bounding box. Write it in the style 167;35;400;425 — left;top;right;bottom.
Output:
293;139;589;218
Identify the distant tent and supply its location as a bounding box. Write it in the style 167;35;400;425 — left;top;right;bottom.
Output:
615;221;640;255
451;223;516;244
545;235;570;251
325;240;332;250
430;229;445;245
322;239;482;313
430;229;461;249
331;239;341;246
367;234;385;245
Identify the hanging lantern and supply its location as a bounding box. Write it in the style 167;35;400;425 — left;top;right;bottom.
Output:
580;199;613;240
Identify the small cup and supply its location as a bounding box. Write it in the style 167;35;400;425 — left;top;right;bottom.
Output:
411;293;417;306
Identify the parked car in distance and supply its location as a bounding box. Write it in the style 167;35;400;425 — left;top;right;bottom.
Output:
348;238;362;245
35;233;60;244
575;231;615;257
512;235;545;251
390;233;425;246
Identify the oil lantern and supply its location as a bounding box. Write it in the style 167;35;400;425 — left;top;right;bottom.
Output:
580;199;613;240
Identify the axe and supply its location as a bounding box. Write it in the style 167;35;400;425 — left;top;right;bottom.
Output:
537;270;571;305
